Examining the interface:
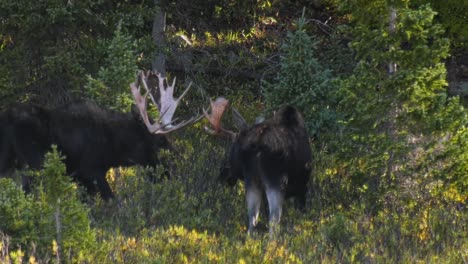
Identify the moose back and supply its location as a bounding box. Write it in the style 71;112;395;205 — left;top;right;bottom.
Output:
0;101;171;199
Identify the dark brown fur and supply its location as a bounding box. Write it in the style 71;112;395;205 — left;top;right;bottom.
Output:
0;101;171;200
220;105;312;235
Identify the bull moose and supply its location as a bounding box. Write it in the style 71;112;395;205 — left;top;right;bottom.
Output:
204;98;312;236
0;71;200;200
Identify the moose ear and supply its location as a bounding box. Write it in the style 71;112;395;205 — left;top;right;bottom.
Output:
232;107;248;130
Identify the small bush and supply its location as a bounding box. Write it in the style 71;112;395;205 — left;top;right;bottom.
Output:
0;146;98;263
0;179;35;245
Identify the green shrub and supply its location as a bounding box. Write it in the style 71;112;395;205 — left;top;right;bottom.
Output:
0;146;98;262
91;128;246;236
262;12;339;143
84;23;137;112
0;179;36;245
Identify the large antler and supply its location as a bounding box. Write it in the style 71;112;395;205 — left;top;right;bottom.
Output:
130;70;202;134
203;97;237;139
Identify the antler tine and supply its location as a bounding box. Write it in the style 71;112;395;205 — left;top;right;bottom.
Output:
157;71;167;96
177;81;192;103
156;113;204;134
130;71;161;133
155;73;176;127
139;71;160;110
203;97;237;139
130;69;202;134
169;76;177;96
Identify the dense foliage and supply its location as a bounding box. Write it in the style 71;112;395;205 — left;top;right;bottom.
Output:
0;0;156;107
0;0;466;263
337;3;466;207
262;12;339;144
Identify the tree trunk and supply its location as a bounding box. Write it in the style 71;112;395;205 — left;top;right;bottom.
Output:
152;1;166;75
385;6;398;183
388;7;397;74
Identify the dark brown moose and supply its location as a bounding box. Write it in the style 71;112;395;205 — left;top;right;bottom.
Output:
204;98;312;237
0;71;200;200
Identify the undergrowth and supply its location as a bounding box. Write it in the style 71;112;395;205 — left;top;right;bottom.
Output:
0;123;466;264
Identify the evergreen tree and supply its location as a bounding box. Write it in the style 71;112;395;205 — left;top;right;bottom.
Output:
35;146;96;260
338;1;467;208
262;11;338;144
85;23;138;111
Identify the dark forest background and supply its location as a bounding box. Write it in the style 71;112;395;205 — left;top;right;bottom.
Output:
0;0;467;263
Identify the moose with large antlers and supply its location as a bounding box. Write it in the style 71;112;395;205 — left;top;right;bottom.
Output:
204;98;312;236
0;71;199;200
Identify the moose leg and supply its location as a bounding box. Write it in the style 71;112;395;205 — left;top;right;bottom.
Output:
246;185;262;235
98;180;114;200
266;188;284;238
0;129;14;175
93;169;114;201
12;135;47;192
78;168;114;201
76;171;99;197
294;190;307;212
